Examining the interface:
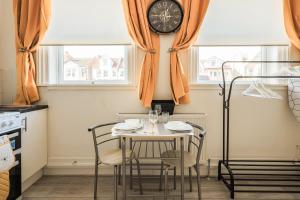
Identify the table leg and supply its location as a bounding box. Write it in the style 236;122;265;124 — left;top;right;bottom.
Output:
129;139;133;190
180;137;184;200
122;137;126;200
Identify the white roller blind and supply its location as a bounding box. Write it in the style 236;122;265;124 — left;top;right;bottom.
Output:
197;0;289;45
43;0;289;45
43;0;131;44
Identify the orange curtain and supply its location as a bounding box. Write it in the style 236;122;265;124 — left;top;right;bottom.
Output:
283;0;300;61
283;0;300;49
170;0;209;104
122;0;160;107
13;0;51;105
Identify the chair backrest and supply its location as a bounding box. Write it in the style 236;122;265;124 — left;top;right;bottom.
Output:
186;122;206;164
88;122;119;164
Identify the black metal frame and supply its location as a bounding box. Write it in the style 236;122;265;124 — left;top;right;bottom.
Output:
217;61;300;199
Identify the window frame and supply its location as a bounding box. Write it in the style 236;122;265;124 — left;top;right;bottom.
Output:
189;44;290;85
36;44;137;87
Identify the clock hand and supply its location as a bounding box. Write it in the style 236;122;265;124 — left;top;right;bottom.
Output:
162;11;168;23
167;4;174;14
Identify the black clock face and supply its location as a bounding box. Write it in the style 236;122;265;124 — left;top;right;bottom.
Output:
147;0;183;34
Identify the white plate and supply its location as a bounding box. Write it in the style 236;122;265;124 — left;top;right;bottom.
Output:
114;122;142;131
164;121;193;132
125;119;141;125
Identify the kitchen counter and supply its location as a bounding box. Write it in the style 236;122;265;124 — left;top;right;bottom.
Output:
0;105;48;113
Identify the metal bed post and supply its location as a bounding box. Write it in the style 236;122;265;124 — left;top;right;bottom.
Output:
218;61;300;199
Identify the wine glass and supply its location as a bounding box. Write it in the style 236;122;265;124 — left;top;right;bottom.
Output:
154;104;162;115
148;110;158;133
161;111;169;123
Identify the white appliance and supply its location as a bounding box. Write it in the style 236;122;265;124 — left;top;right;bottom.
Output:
0;112;22;134
0;112;22;200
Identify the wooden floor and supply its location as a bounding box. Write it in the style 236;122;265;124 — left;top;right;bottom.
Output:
23;176;300;200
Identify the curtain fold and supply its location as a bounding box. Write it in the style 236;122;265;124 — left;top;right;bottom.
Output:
283;0;300;60
170;0;209;104
13;0;51;105
122;0;160;107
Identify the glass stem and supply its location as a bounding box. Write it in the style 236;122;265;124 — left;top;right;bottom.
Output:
152;123;154;134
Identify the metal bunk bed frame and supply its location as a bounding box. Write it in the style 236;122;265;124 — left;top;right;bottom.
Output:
217;61;300;199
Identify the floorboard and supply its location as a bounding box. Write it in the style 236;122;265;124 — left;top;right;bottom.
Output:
23;176;300;200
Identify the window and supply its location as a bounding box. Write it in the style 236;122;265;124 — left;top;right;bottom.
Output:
37;45;134;85
190;45;289;84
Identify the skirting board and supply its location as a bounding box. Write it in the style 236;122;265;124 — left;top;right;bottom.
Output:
22;169;44;192
45;157;215;176
45;156;294;176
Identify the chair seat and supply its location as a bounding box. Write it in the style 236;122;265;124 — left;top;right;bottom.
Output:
100;149;134;166
161;150;197;168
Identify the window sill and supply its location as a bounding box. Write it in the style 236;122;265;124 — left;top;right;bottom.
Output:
37;83;288;91
38;84;137;91
190;83;288;91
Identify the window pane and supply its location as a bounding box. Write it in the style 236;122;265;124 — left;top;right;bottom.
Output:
63;46;126;82
195;46;289;83
197;46;262;82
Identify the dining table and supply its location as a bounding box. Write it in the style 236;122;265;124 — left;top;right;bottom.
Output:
112;122;194;200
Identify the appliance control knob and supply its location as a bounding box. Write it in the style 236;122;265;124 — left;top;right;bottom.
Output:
1;122;7;128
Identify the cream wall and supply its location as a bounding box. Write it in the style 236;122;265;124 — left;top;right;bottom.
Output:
0;0;17;103
0;2;2;104
1;0;300;174
0;0;6;104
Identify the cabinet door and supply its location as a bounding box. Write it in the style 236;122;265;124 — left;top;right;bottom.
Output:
21;109;47;182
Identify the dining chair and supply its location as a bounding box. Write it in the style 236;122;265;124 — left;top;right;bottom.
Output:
88;122;143;200
159;122;206;200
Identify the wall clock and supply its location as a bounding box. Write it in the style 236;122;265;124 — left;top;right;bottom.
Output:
147;0;184;34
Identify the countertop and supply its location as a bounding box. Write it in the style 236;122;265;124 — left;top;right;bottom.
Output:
0;105;48;113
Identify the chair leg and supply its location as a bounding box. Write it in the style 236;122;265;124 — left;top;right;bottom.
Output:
173;167;176;190
130;160;133;189
130;138;133;190
173;138;177;190
189;167;193;192
118;165;121;185
194;165;202;200
164;167;169;200
159;161;164;191
114;165;118;200
94;161;98;200
135;158;143;195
